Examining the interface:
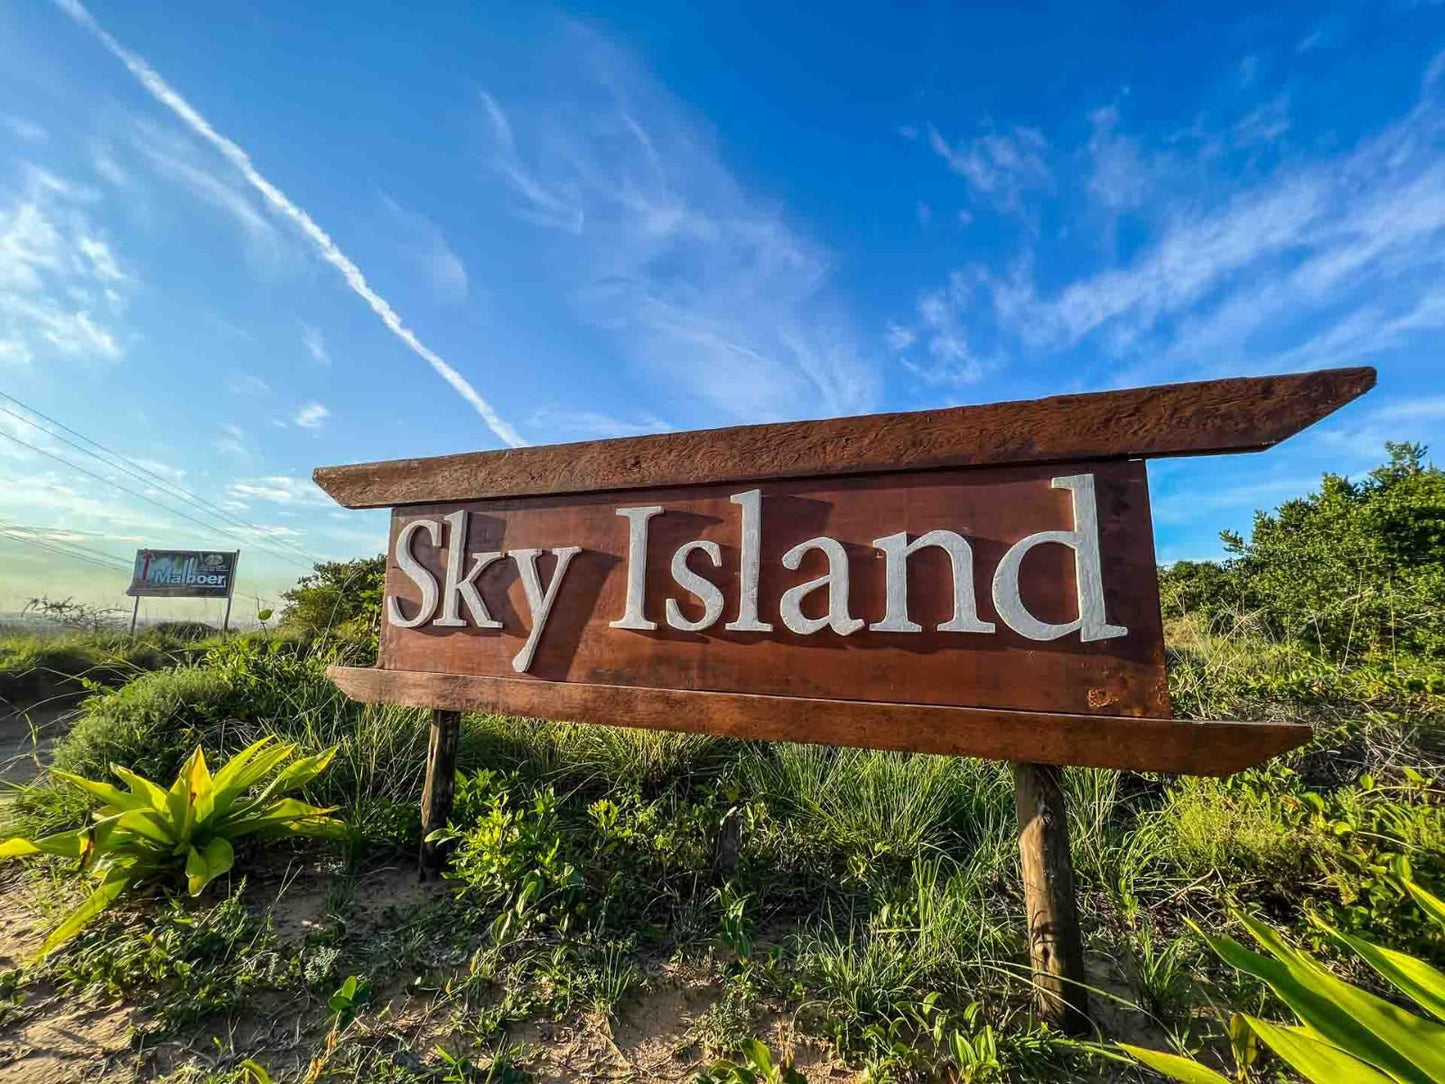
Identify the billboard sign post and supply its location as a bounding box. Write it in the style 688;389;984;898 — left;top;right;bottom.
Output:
314;367;1374;1029
126;549;241;633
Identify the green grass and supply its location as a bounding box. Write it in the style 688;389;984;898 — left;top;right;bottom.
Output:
0;610;1440;1082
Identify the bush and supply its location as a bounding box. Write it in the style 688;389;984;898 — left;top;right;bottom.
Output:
1163;443;1445;664
51;665;241;782
0;629;204;702
278;556;386;662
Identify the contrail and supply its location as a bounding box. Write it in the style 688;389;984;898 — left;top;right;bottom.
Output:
55;0;526;449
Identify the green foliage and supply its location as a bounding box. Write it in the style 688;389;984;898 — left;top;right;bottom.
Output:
328;973;374;1022
0;626;211;700
278;555;386;660
746;744;1013;883
1163;443;1445;662
42;883;283;1034
696;1038;807;1084
0;737;345;957
690;971;761;1055
1118;874;1445;1083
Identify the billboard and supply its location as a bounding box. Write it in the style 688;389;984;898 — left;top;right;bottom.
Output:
127;549;239;599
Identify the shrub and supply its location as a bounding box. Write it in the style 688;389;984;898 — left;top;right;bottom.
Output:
44;883;283;1035
52;665;241;782
1163;443;1445;664
278;555;386;661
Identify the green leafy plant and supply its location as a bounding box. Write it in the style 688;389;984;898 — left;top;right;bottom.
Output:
1116;873;1445;1083
328;973;373;1023
696;1037;807;1084
0;737;344;957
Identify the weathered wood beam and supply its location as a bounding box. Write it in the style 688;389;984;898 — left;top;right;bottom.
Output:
314;367;1374;508
328;666;1310;777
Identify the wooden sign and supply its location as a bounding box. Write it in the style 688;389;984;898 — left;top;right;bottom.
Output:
321;367;1373;777
317;365;1374;1029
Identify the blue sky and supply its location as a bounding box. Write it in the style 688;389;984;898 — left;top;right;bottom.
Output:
1;0;1443;623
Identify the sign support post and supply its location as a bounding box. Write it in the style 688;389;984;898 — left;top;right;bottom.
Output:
128;595;140;640
1012;761;1089;1031
313;367;1374;1024
221;552;239;634
419;709;461;878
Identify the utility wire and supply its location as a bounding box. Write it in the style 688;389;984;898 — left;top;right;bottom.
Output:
0;392;326;565
0;429;316;570
0;526;131;574
0;520;135;572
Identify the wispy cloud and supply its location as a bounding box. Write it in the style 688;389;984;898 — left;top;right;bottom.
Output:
526;406;671;440
55;0;525;448
0;166;128;367
475;25;878;422
926;122;1052;213
299;323;329;366
229;475;329;506
227;372;270;396
293;402;329;429
382;195;470;302
890;271;988;387
2;116;48;144
1085;106;1152;213
898;52;1445;391
214;423;249;460
1312;395;1445;462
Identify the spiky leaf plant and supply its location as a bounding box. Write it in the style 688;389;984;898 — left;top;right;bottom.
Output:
1118;874;1445;1083
0;737;344;958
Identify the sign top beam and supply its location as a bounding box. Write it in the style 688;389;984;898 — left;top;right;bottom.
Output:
315;366;1374;509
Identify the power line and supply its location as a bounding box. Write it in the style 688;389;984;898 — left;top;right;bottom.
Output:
0;392;326;565
0;526;131;574
0;520;135;572
0;428;317;570
0;518;135;572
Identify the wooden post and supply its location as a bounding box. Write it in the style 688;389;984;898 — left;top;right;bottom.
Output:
418;709;461;879
1012;761;1090;1034
128;596;140;639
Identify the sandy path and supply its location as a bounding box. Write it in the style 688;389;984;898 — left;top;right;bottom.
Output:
0;691;79;788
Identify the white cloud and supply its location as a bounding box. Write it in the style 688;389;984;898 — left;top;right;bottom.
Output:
2;116;48;143
382;195;469;302
900;58;1445;391
927;122;1051;213
1311;395;1445;462
526;407;671;439
0;167;129;367
475;26;878;422
227;372;271;396
57;0;525;448
1234;94;1291;146
887;271;989;388
128;119;284;261
214;423;249;459
293;402;329;429
300;323;329;366
229;475;329;506
1086;106;1151;212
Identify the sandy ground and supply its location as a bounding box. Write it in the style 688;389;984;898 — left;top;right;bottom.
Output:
0;688;79;788
0;862;854;1082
